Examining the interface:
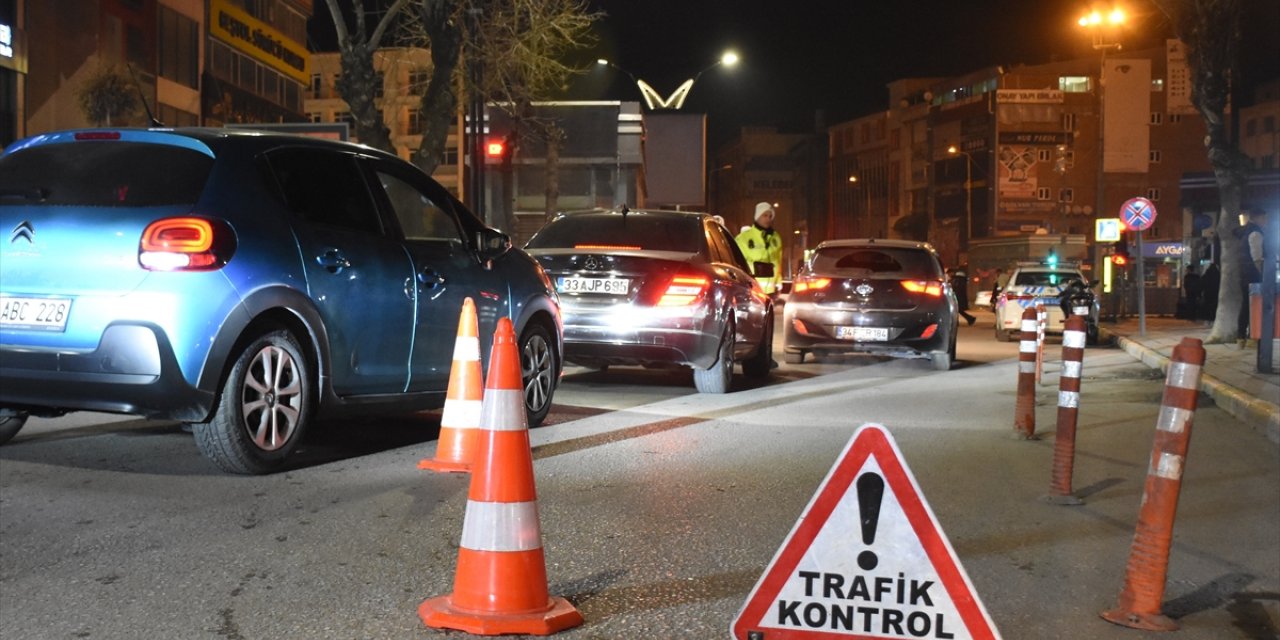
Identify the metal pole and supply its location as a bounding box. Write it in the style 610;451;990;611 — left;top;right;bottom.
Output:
1137;229;1146;335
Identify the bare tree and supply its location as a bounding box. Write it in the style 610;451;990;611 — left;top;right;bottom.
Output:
1153;0;1251;342
77;64;138;127
401;0;598;175
322;0;411;153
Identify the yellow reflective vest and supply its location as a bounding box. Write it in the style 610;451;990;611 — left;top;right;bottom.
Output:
735;224;783;294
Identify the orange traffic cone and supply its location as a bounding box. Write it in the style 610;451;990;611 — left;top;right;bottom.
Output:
419;298;483;473
419;317;583;636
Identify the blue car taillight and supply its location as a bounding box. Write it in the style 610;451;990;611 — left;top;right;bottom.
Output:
138;216;237;271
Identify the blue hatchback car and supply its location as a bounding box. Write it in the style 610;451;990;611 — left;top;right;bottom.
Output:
0;128;562;473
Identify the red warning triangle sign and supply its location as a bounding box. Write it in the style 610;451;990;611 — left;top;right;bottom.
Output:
731;423;1001;639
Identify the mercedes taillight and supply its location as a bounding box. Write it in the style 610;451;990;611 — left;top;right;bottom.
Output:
139;217;237;271
653;274;710;306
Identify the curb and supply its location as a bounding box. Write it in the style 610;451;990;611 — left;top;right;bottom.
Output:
1100;328;1280;446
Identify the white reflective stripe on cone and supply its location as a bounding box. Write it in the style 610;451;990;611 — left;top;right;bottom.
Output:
1020;341;1038;353
479;389;527;431
1166;362;1202;390
1063;331;1087;349
1018;361;1037;373
1156;406;1194;434
460;500;543;552
454;336;481;361
1062;360;1082;379
1021;320;1038;332
1058;390;1080;409
1152;452;1185;481
441;399;482;428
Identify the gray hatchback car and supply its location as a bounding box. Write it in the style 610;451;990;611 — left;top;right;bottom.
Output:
524;208;774;393
783;239;958;370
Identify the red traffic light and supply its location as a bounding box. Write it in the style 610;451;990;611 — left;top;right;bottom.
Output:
485;140;506;158
1111;253;1128;266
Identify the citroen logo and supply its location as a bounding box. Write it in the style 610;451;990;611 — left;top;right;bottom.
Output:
10;221;34;245
855;283;875;297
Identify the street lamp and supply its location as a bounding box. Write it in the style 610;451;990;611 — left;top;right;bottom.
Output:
847;175;872;235
597;51;740;110
947;145;974;248
1077;8;1125;220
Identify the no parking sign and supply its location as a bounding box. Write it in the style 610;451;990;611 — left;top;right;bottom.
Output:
1120;197;1157;231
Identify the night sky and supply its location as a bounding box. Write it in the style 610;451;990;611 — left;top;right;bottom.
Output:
310;1;1280;148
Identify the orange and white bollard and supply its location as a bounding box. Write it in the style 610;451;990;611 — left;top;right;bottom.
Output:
419;297;484;473
1101;337;1206;632
419;317;583;636
1034;303;1047;384
1014;307;1038;439
1043;315;1087;505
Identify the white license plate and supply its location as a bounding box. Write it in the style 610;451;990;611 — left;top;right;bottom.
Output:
0;295;72;331
557;277;631;295
836;326;888;341
1072;306;1090;316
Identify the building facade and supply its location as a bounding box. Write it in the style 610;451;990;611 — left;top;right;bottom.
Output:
203;0;310;125
0;0;24;147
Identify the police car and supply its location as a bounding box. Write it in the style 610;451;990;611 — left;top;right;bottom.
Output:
993;261;1096;342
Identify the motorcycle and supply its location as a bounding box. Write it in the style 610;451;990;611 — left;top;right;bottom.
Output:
1059;279;1100;345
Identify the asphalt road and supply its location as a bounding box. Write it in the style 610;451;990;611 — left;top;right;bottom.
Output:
2;312;1277;639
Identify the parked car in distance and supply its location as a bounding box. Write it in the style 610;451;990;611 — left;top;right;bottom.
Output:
523;207;774;393
0;128;561;473
992;261;1097;342
783;239;958;370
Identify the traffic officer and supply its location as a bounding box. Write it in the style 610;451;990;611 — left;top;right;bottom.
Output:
736;202;783;296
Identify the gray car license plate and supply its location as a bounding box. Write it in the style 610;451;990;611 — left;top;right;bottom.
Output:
836;326;887;341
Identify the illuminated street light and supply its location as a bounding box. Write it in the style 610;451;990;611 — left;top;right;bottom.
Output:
947;145;975;247
597;50;740;110
1075;6;1126;218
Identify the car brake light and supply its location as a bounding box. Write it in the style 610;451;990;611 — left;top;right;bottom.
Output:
654;274;709;306
574;243;642;250
139;217;236;271
793;276;831;293
901;280;943;297
74;131;122;141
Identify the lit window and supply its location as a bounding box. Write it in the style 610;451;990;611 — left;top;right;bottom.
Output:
1146;188;1161;201
1152;78;1165;92
1059;76;1091;93
1037;187;1051;201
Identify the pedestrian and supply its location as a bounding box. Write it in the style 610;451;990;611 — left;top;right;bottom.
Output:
1236;209;1266;347
1200;261;1220;321
736;202;783;297
1179;265;1201;320
949;266;976;326
991;268;1009;302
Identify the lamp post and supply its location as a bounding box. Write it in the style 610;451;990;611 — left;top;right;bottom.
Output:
597;51;740;110
1077;8;1125;222
947;145;974;250
847;175;871;236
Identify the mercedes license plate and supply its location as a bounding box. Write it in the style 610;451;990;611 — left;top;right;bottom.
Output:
836;326;887;341
0;295;72;332
557;277;630;295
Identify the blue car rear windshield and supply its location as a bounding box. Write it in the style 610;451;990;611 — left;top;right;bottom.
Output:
0;142;213;207
525;214;702;253
812;247;941;278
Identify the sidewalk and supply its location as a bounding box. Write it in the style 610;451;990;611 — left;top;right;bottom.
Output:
1098;315;1280;445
